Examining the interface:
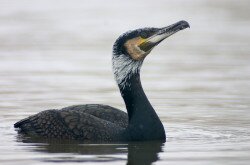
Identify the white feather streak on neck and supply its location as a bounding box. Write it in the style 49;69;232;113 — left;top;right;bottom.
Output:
112;54;142;90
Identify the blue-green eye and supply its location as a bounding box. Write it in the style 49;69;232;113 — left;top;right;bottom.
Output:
140;32;148;38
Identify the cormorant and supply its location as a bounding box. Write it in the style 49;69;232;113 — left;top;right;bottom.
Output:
14;20;190;142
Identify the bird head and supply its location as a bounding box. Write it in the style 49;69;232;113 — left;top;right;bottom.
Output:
112;20;190;88
113;20;189;60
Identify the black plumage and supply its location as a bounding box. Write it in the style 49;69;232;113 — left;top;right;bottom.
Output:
15;104;128;141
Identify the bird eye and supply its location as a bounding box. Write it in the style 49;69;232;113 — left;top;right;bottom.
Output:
140;32;148;38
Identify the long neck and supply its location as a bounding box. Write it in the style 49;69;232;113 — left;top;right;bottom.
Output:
119;72;156;121
113;54;165;140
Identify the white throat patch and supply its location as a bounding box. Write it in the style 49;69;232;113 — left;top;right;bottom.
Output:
112;54;142;90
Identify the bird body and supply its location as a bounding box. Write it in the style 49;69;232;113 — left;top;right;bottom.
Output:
15;104;128;141
14;20;190;142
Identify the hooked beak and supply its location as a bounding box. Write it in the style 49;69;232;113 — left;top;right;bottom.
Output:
139;20;190;52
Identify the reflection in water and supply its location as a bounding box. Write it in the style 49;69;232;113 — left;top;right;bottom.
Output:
16;135;164;164
127;141;163;165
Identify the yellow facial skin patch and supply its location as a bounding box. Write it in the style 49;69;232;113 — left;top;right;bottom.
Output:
124;37;149;61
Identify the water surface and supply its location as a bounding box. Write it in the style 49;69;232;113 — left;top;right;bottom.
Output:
0;0;250;164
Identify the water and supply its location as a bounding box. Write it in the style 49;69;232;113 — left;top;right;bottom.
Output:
0;0;250;164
